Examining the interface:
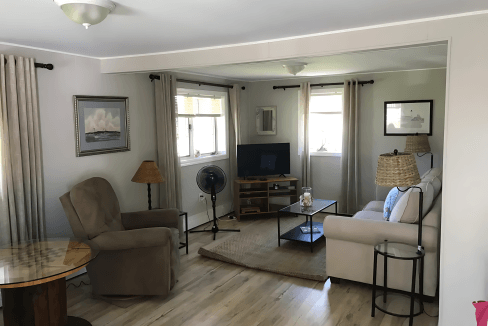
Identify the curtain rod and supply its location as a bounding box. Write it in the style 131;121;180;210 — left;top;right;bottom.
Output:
3;58;54;70
273;80;374;90
149;74;245;90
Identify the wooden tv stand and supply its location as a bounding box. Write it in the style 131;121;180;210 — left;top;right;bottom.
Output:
234;176;298;221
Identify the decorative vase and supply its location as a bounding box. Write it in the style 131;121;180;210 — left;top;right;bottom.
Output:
300;187;313;207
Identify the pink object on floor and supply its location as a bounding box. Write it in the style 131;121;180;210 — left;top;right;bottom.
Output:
473;301;488;325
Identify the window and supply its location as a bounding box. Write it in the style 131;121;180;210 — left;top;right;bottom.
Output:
309;88;344;155
176;89;228;166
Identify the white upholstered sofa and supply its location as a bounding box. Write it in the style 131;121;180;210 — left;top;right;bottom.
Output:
322;168;442;298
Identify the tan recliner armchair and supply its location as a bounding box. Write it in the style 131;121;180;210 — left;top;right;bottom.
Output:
59;177;181;297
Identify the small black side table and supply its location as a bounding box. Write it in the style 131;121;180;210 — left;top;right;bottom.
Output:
371;241;424;326
179;211;189;254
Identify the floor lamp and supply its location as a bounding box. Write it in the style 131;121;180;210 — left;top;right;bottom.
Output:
131;160;165;210
375;149;423;254
404;134;433;169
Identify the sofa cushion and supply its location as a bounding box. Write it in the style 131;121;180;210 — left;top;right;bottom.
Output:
353;210;385;221
363;201;385;213
390;181;434;224
421;167;442;183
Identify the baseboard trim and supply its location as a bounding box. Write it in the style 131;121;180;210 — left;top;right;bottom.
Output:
326;277;437;303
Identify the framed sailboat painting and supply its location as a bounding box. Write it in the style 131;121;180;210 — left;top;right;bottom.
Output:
74;95;130;157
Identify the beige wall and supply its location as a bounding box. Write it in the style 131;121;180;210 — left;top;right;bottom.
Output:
244;69;446;209
0;43;158;238
4;11;488;323
99;13;488;324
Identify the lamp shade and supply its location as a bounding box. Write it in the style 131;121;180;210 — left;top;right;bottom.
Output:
404;134;431;153
375;151;421;187
131;161;165;184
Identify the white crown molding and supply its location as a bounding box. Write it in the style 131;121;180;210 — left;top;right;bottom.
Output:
99;9;488;60
0;41;99;59
53;0;115;12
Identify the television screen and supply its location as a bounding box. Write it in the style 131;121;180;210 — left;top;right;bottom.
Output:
237;143;290;177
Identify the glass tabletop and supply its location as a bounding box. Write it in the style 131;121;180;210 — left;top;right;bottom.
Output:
279;199;337;216
374;242;424;259
0;238;99;287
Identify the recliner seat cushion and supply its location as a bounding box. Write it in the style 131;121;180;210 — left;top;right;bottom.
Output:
70;177;124;239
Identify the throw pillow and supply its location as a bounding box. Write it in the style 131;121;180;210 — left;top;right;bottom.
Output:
383;187;402;221
389;181;434;223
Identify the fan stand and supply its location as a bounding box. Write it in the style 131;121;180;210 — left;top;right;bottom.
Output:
190;183;240;240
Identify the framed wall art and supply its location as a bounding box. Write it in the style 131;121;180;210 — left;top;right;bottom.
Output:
256;106;277;135
74;95;130;157
384;100;433;136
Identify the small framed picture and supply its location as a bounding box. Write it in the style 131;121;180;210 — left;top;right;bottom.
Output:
74;95;130;157
384;100;433;136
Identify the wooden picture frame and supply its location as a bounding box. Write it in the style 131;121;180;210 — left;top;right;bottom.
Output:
74;95;130;157
384;100;433;136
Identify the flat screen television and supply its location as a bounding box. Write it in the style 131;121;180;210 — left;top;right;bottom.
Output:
237;143;290;177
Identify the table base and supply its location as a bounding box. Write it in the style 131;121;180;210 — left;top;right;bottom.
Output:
1;277;91;326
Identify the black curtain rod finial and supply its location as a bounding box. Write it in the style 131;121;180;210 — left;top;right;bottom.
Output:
4;58;54;70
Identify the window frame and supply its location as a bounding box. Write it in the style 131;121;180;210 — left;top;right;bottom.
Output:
309;87;344;157
176;88;229;167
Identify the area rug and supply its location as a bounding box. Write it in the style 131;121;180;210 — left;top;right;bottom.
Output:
198;216;327;281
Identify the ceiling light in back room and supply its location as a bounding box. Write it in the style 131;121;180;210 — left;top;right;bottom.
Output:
283;63;307;76
54;0;116;29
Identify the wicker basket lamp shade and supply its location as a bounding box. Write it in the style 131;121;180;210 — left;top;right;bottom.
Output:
404;134;431;153
131;161;165;184
375;150;421;187
131;161;165;210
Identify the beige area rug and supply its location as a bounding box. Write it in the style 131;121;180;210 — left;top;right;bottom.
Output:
198;216;327;281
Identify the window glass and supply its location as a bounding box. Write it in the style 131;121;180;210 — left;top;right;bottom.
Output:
309;88;344;154
192;117;216;155
216;116;226;154
176;117;190;157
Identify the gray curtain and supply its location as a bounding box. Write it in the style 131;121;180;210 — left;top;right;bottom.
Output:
298;82;311;187
228;84;241;206
155;73;182;215
0;54;46;246
340;79;360;214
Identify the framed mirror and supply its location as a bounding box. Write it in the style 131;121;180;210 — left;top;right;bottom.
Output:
256;106;277;135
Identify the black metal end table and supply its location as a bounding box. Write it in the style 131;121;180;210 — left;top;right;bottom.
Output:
179;211;189;254
277;199;337;253
371;241;425;326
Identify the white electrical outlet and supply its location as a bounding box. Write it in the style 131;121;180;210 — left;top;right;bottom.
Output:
199;193;205;202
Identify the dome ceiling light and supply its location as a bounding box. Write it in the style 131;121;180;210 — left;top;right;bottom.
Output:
54;0;116;29
283;63;307;76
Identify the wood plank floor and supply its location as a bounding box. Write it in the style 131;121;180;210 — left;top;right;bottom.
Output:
0;217;439;326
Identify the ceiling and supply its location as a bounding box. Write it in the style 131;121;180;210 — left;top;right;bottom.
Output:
1;1;486;58
175;44;448;81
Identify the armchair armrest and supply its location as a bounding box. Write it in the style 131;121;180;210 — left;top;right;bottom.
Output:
90;228;172;251
323;215;438;252
121;208;180;231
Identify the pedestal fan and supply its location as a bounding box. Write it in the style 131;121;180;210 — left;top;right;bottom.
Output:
190;165;240;240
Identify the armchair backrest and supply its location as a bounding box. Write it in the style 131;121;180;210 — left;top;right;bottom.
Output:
60;177;124;239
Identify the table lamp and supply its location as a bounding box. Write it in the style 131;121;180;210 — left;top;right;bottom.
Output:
404;134;433;169
131;160;165;210
375;149;424;254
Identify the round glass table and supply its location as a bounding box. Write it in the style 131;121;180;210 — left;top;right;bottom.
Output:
371;241;425;326
0;238;99;326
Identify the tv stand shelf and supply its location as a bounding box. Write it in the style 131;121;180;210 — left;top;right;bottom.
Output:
234;177;298;221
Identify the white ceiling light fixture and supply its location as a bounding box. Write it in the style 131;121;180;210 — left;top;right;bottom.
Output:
54;0;116;29
283;63;307;76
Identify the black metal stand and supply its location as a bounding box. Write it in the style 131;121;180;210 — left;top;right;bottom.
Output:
178;211;189;254
190;184;240;240
371;241;425;326
147;183;152;210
